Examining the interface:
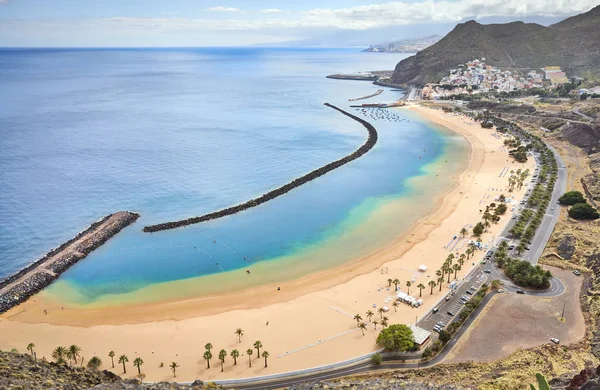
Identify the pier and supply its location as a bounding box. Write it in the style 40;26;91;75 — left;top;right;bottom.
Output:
142;103;378;233
348;89;384;101
0;211;140;314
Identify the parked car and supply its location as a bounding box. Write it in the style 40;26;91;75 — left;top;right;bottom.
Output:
447;311;455;316
516;290;525;294
465;290;473;295
573;270;581;276
432;307;439;313
497;289;505;293
508;245;515;250
445;296;451;302
550;338;560;344
484;269;492;274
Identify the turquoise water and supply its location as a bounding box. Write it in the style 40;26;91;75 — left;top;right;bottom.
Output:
0;48;468;305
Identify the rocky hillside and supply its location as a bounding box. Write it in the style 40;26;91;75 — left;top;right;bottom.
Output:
392;5;600;85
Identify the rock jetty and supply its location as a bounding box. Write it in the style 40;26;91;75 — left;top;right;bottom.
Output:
143;103;378;232
0;211;140;314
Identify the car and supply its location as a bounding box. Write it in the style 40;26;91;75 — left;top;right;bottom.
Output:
550;338;560;344
447;311;455;316
482;260;487;264
433;326;441;332
573;270;581;276
508;245;515;250
432;307;439;313
437;322;446;327
445;296;451;302
551;207;555;210
497;289;505;293
465;290;473;295
484;269;492;273
525;246;531;250
516;290;525;294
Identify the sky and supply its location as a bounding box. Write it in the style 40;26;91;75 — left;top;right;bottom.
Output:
0;0;598;47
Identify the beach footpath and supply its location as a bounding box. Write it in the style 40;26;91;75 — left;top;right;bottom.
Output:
0;211;140;314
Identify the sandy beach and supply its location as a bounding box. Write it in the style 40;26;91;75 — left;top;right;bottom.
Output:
0;105;535;382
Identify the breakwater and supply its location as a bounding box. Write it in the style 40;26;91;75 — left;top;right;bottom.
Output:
326;74;378;81
0;211;140;314
349;89;384;102
142;103;378;233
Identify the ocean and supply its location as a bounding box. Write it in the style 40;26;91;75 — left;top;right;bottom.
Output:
0;47;469;306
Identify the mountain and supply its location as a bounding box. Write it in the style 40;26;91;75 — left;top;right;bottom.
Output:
392;5;600;85
363;35;441;53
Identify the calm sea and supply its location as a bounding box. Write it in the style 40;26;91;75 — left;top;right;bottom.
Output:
0;47;468;306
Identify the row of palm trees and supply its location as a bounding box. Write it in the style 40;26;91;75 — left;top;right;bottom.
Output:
204;336;269;371
386;278;428;297
354;310;391;335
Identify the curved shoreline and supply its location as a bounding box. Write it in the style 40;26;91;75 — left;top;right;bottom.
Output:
0;211;140;314
142;103;378;232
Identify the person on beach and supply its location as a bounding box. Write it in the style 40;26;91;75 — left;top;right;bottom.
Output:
266;321;269;326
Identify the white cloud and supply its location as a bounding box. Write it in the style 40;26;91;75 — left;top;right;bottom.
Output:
261;9;282;14
206;6;242;13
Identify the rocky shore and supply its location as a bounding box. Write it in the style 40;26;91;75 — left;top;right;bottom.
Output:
143;103;377;232
0;211;140;314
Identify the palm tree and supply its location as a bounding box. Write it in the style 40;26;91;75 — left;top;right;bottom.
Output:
27;343;35;359
359;322;367;335
253;341;263;359
205;343;213;353
365;310;374;322
438;276;444;291
417;283;425;297
66;345;81;366
230;349;240;365
87;356;102;370
392;300;399;312
246;349;253;367
381;318;388;328
170;361;179;377
203;350;212;369
465;248;471;260
453;263;460;279
428;280;436;295
262;351;269;368
387;278;393;287
133;357;144;374
109;351;115;368
219;349;227;372
392;278;400;291
51;346;67;364
446;265;452;283
235;328;244;343
406;281;411;294
118;354;128;374
373;320;378;330
353;314;363;326
460;227;468;237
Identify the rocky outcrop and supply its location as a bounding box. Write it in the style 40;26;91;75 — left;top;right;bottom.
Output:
0;211;140;314
557;234;578;260
560;122;600;155
143;104;378;232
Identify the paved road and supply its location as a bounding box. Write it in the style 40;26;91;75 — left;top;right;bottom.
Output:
572;108;593;122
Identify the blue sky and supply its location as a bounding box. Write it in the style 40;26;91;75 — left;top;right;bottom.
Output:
0;0;598;46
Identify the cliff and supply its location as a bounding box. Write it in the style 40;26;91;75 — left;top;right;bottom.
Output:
392;5;600;85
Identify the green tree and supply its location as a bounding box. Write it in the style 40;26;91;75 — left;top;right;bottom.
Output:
262;351;269;368
371;352;382;365
205;343;213;353
235;328;244;343
230;349;240;365
203;350;212;369
387;278;393;287
359;322;367;335
453;263;460;279
26;343;35;360
373;320;378;330
406;281;412;294
365;310;374;322
392;300;399;312
133;357;144;374
51;346;67;365
417;283;425;297
218;349;227;372
428;280;436;294
354;314;363;326
473;222;485;237
66;345;81;366
118;355;128;374
170;361;179;377
460;227;468;237
568;203;600;220
108;351;115;368
558;191;586;205
393;278;400;291
378;307;385;318
87;356;102;370
438;330;451;343
376;324;415;351
246;349;253;367
381;318;389;328
253;341;263;360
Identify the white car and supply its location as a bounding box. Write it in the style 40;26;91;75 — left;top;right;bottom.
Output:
550;338;560;344
497;289;505;293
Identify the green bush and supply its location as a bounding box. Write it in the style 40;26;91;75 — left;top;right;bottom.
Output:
568;203;600;220
438;330;451;343
370;352;382;365
558;191;586;205
376;324;415;351
504;259;552;288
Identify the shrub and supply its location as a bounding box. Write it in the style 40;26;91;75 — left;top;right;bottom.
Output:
376;324;415;351
438;330;451;343
370;352;382;365
504;259;552;288
568;203;600;220
473;222;485;237
558;191;586;205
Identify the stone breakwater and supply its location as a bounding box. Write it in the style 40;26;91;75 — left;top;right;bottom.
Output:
0;211;140;314
143;103;378;232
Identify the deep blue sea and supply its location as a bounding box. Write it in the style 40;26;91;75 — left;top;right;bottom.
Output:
0;47;468;305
